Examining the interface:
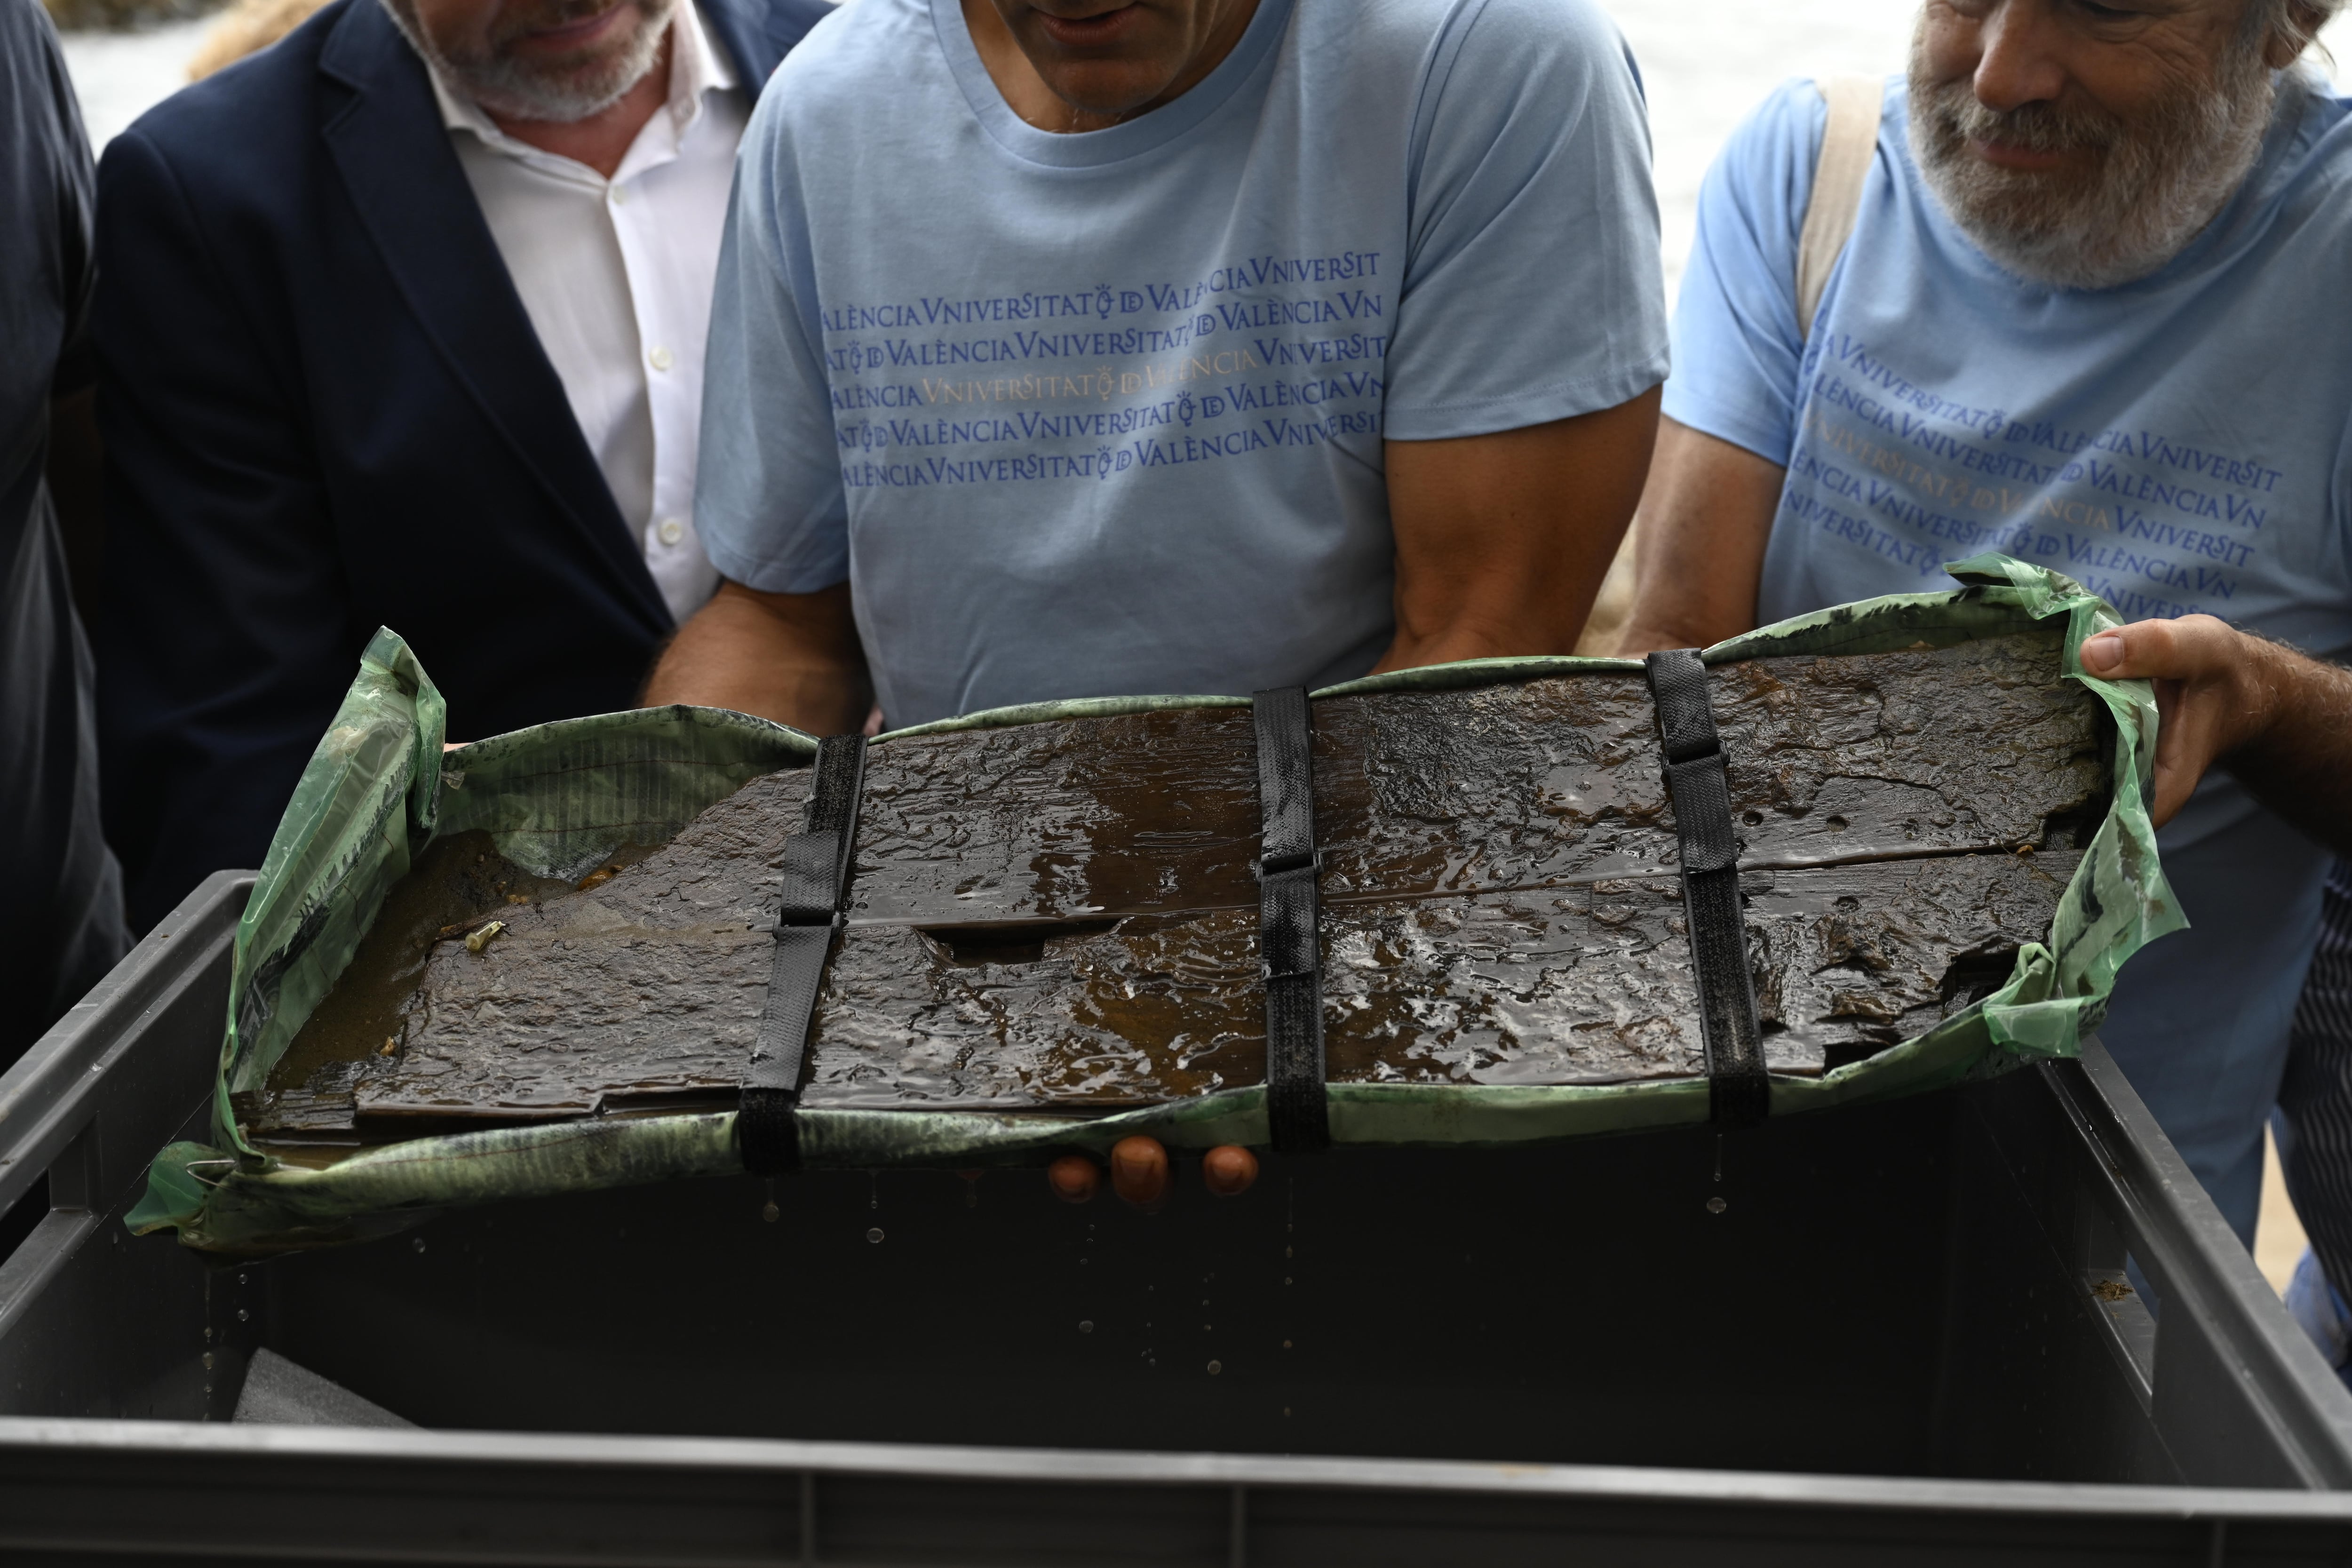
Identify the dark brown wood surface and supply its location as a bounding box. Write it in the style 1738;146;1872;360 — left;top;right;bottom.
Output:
240;636;2107;1142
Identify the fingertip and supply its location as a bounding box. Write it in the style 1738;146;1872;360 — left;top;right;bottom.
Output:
1047;1154;1099;1203
2082;630;2124;675
1202;1145;1260;1196
1109;1135;1169;1206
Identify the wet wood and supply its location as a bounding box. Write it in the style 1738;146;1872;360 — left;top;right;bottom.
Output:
849;632;2107;922
240;634;2107;1141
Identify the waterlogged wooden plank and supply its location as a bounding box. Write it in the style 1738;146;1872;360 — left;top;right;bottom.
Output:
242;843;2076;1134
797;849;2077;1108
844;631;2106;922
241;633;2105;1139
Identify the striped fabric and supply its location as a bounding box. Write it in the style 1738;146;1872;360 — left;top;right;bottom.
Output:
2280;858;2352;1302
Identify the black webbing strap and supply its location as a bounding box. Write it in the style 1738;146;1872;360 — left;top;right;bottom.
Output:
740;734;867;1174
1645;651;1769;1128
1253;687;1329;1154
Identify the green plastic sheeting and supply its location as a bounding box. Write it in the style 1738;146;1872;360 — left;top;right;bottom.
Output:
128;556;2180;1254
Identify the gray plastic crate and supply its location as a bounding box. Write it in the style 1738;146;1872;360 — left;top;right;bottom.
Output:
1;870;2351;1565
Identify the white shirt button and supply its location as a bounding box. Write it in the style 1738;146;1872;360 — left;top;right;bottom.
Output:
608;184;629;206
648;344;674;372
657;517;685;546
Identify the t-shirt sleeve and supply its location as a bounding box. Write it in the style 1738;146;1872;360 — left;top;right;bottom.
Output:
694;94;848;595
1380;0;1670;441
1657;80;1825;467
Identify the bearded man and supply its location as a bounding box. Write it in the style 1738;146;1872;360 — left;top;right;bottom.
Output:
1621;0;2352;1257
89;0;830;930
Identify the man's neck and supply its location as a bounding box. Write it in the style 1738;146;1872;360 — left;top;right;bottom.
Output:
960;0;1259;134
486;29;675;180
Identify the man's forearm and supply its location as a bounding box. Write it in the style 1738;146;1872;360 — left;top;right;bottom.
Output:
2229;637;2352;856
1615;418;1787;656
1375;388;1661;674
641;580;871;735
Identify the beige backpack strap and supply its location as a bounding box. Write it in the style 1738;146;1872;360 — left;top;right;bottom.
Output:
1795;75;1883;340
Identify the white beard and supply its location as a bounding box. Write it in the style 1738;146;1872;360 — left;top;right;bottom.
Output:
381;0;673;123
1906;20;2282;290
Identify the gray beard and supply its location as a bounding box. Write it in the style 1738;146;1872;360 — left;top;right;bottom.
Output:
381;0;674;123
1906;22;2280;290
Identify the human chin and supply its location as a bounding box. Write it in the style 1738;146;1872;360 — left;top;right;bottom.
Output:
1911;56;2273;290
1013;4;1192;111
476;0;670;118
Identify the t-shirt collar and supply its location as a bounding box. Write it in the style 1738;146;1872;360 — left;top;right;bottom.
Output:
934;0;1296;170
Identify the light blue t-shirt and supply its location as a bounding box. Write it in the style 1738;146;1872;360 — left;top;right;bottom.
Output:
1666;75;2352;1241
697;0;1669;726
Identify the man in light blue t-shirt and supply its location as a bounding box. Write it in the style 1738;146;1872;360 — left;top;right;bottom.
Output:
648;0;1668;731
1620;0;2352;1252
647;0;1671;1204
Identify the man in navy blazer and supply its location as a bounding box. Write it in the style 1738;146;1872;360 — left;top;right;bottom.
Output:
92;0;831;930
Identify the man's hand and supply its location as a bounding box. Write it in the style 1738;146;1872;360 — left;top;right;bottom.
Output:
1047;1138;1260;1207
1375;387;1661;671
641;580;872;735
2082;616;2352;852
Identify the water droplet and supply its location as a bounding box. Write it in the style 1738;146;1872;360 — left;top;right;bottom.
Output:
1207;1360;1222;1375
1282;1407;1292;1417
1078;1321;1094;1334
238;1274;248;1286
236;1309;249;1323
866;1226;885;1244
1706;1196;1728;1215
1284;1276;1292;1285
201;1352;214;1371
1282;1339;1292;1349
762;1201;780;1223
412;1238;427;1253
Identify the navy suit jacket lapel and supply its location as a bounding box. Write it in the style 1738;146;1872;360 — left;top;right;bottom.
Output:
315;0;670;631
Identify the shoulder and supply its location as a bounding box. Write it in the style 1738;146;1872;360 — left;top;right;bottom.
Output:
2274;76;2352;212
1718;76;1836;188
107;0;355;188
0;0;87;171
1319;0;1633;88
761;0;921;112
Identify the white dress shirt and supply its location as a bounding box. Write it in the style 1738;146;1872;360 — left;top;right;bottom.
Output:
427;6;745;623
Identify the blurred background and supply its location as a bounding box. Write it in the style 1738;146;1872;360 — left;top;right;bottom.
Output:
16;3;1917;287
41;0;2352;1288
50;0;2350;292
